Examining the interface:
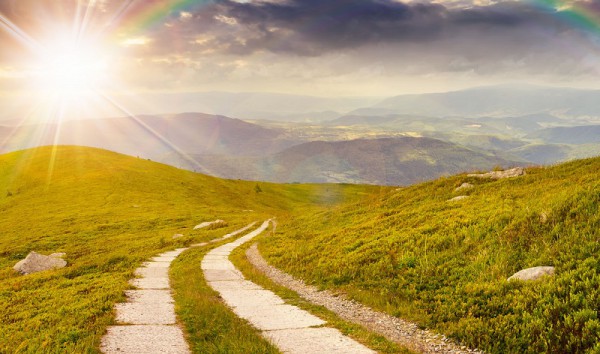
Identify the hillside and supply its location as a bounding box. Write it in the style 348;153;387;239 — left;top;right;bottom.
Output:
159;137;519;186
2;146;598;353
527;125;600;145
0;146;375;352
261;137;518;185
259;156;600;353
0;113;298;159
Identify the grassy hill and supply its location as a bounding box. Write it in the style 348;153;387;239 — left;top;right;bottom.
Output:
2;145;598;353
260;156;600;353
0;145;376;352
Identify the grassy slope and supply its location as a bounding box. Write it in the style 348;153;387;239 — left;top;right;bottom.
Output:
0;145;377;352
261;157;600;353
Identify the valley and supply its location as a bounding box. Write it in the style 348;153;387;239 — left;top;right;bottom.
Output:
3;85;600;186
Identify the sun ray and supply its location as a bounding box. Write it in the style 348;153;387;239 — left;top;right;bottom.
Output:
98;92;211;174
46;100;68;188
0;13;41;54
75;0;100;43
95;0;138;40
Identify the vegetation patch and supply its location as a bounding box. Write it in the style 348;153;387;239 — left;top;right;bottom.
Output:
170;245;279;353
0;146;375;352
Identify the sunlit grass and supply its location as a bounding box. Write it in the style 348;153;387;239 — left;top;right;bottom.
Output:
230;239;414;353
170;245;280;353
0;145;374;352
260;157;600;353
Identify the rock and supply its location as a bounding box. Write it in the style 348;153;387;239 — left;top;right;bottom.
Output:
468;167;525;179
448;195;469;202
172;234;184;239
455;183;474;191
507;266;555;281
193;219;225;230
13;251;67;275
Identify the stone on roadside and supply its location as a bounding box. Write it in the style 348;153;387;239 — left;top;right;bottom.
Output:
448;195;469;202
13;251;67;275
507;266;555;281
468;167;525;179
193;219;225;230
455;183;474;191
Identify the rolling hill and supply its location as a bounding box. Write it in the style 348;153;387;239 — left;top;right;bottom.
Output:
260;156;600;353
527;125;600;145
0;145;375;352
160;137;520;186
261;137;518;185
0;113;299;160
1;146;598;353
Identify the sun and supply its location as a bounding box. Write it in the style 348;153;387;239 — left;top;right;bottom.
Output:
30;37;112;103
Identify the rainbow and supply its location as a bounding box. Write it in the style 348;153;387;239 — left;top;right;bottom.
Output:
112;0;210;36
531;0;600;34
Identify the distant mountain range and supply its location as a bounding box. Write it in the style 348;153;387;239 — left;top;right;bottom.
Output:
108;92;381;122
258;137;516;185
160;136;518;186
526;125;600;144
2;84;600;184
353;84;600;118
0;113;522;185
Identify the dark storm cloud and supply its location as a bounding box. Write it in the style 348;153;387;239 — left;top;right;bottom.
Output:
0;0;586;58
157;0;571;56
2;0;600;89
220;0;447;48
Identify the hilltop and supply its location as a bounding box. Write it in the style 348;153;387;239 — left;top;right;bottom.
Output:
0;146;376;352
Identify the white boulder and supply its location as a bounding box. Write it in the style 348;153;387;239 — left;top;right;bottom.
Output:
448;195;469;202
13;251;67;275
468;167;525;179
508;266;555;281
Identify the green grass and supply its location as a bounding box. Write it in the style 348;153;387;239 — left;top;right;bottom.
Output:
260;157;600;353
2;145;599;353
170;242;279;353
0;146;375;352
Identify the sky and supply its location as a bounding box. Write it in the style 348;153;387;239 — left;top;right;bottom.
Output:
1;0;600;107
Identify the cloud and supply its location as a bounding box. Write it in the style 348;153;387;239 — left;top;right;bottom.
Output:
145;0;572;56
2;0;600;95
